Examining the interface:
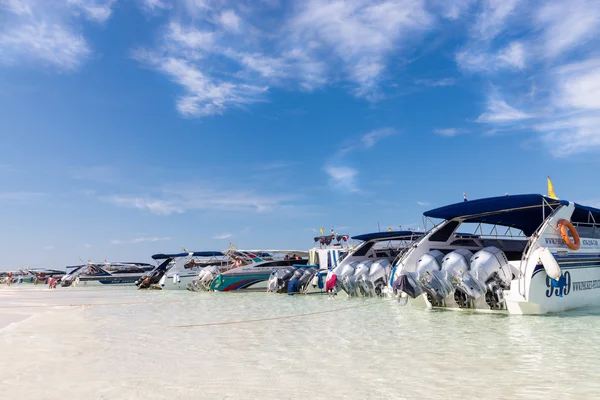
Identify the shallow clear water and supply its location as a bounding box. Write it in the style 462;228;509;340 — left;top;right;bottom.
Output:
2;286;600;399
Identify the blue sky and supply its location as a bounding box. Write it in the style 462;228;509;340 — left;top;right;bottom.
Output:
1;0;599;269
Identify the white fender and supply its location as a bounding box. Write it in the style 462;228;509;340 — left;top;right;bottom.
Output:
311;274;319;287
539;247;561;280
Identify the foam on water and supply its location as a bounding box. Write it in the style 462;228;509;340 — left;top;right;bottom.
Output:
2;285;600;399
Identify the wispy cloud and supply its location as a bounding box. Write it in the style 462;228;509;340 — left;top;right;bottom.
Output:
536;0;600;59
417;201;430;206
43;245;54;251
497;41;525;69
212;233;233;240
133;50;269;117
361;128;396;148
471;0;521;40
434;128;465;137
103;184;296;215
0;0;116;71
141;0;171;11
475;98;533;123
84;244;92;248
112;237;171;245
0;192;48;202
134;0;437;117
324;166;358;193
414;78;456;87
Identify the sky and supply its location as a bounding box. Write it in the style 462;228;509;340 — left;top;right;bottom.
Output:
1;0;600;269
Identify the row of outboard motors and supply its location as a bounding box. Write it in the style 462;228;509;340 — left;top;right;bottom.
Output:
393;246;515;309
267;266;323;294
326;259;392;297
188;265;221;292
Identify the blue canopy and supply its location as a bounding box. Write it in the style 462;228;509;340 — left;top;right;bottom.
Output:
152;251;224;260
424;194;568;236
352;230;424;242
571;203;600;224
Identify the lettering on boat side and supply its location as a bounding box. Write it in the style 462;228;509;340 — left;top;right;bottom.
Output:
546;272;600;297
572;280;600;291
544;238;600;247
546;272;571;298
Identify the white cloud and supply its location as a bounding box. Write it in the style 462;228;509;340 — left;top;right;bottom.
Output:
0;192;47;202
430;0;476;20
103;185;296;215
43;245;54;251
434;128;462;137
476;98;533;123
142;0;171;11
288;0;434;99
536;0;600;59
471;0;521;40
456;42;526;72
497;41;525;69
68;0;115;23
414;78;456;87
533;58;600;156
135;0;438;116
84;244;92;248
133;52;268;117
112;237;172;245
130;237;171;244
555;58;600;110
217;10;241;32
417;201;430;206
213;233;233;240
361;128;396;148
324;166;359;193
0;0;116;70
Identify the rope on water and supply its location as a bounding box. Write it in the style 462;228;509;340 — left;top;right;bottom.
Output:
172;298;395;328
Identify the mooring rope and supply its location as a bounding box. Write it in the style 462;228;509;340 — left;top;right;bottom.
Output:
172;298;395;329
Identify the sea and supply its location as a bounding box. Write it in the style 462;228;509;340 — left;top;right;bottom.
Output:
1;285;600;400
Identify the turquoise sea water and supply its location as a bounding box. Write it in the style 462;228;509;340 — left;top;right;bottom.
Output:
1;286;600;399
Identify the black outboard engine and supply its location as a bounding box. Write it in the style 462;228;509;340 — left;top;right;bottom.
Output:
297;268;317;292
267;267;297;293
136;259;171;289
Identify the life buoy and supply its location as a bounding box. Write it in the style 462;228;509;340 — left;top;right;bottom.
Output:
557;219;580;250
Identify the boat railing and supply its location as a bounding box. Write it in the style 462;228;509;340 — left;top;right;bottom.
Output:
518;197;564;297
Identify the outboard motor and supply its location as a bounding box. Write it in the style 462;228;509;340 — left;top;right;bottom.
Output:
267;267;296;293
470;247;513;310
297;268;317;292
358;259;391;297
189;265;220;291
136;258;172;289
284;269;304;294
326;263;356;295
342;261;371;296
411;250;453;306
442;249;484;308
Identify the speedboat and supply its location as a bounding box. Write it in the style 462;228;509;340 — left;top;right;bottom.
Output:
27;268;65;284
208;250;309;292
267;234;353;295
60;261;155;287
324;231;424;298
391;194;600;315
137;251;228;290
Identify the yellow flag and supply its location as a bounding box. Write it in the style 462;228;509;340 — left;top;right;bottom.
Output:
319;226;324;235
547;176;558;200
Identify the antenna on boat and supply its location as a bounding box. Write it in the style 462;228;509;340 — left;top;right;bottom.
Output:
377;222;381;232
